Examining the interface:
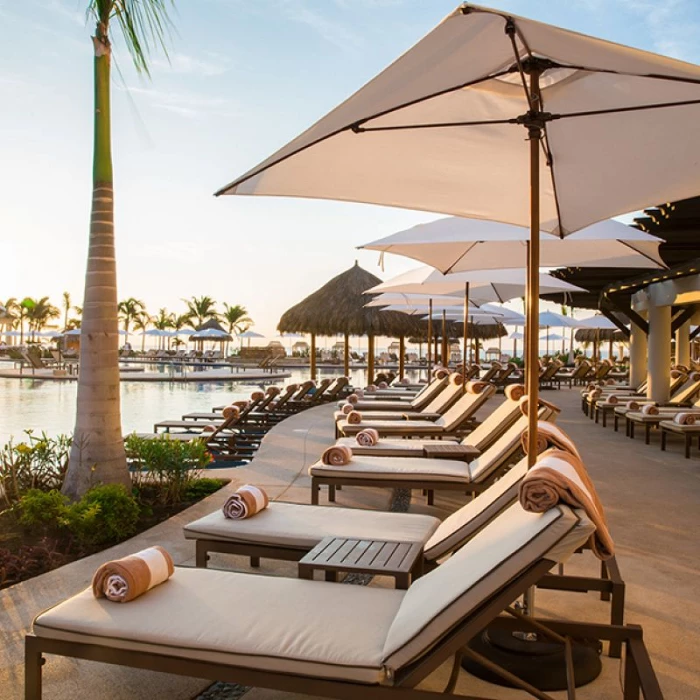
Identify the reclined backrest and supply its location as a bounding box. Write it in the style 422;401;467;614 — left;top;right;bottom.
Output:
381;503;594;673
461;395;522;451
409;376;449;409
440;383;495;431
423;381;463;413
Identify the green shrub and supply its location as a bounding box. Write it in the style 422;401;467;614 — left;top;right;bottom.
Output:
183;478;225;502
17;489;68;529
67;484;140;546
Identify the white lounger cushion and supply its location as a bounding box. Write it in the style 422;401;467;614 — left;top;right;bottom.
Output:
184;502;440;549
382;504;594;672
309;456;470;483
336;437;458;457
33;567;404;684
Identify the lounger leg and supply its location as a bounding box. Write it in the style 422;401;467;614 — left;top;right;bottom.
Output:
311;479;320;505
614;414;619;432
686;434;691;459
250;556;260;568
602;409;607;428
645;424;651;445
629;421;635;440
195;542;209;568
600;560;611;602
24;637;43;700
623;640;641;700
660;430;667;452
427;490;434;506
594;407;599;424
328;484;336;502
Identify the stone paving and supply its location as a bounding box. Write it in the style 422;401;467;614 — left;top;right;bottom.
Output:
2;387;699;699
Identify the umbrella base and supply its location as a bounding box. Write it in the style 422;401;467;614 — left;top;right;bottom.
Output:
462;627;602;690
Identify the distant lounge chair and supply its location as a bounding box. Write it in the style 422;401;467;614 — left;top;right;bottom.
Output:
352;375;449;411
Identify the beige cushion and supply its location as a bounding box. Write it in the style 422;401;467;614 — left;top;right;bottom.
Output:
184;502;439;549
424;458;527;561
339;418;448;435
461;397;520;451
466;417;527;483
382;504;594;672
309;456;471;483
33;567;404;684
334;410;428;422
336;437;459;458
659;420;700;433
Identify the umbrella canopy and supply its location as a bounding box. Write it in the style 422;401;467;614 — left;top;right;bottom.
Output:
175;328;197;336
538;310;577;328
239;330;265;339
540;332;564;342
366;266;586;302
576;315;620;330
361;218;665;273
277;262;420;337
510;331;524;340
141;329;175;337
365;293;480;310
189;328;233;341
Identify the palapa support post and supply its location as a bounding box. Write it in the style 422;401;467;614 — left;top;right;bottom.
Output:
427;298;433;377
398;335;405;379
344;332;350;378
310;333;317;380
462;282;470;392
441;309;448;367
367;333;375;385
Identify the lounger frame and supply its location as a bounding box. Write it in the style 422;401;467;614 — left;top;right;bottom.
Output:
24;559;660;700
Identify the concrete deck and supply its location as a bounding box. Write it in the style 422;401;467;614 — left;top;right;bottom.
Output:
2;387;699;699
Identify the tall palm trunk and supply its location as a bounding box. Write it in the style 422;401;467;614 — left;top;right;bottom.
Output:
63;24;128;498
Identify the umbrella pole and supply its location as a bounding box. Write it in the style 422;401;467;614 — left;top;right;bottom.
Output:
462;282;469;391
441;309;447;367
525;100;542;469
310;333;316;380
367;333;375;385
344;332;350;378
398;334;405;380
427;298;433;378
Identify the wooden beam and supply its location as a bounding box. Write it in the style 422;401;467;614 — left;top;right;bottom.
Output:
671;305;696;333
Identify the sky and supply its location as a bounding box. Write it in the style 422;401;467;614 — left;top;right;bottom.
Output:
2;0;700;336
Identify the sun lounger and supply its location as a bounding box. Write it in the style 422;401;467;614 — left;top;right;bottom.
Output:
312;411;545;506
27;503;660;700
336;390;535;458
659;418;700;458
337;383;496;439
351;375;449;411
624;398;700;442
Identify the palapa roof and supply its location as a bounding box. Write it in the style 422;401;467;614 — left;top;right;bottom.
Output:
196;318;226;332
575;328;626;343
409;322;507;343
277;262;421;337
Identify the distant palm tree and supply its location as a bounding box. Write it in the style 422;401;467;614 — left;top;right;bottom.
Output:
133;311;150;353
62;292;71;331
26;297;60;338
63;0;174;500
117;297;147;341
1;298;19;342
183;295;218;328
67;305;83;330
222;304;252;355
152;308;174;350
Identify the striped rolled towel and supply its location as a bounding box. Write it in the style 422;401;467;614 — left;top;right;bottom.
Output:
356;428;380;446
519;448;614;560
670;369;682;379
321;444;353;466
606;378;615;385
505;384;525;402
521;421;581;460
518;396;559;417
222;485;269;520
450;373;464;386
250;390;265;401
355;388;365;399
340;402;354;415
674;412;696;425
399;377;411;385
641;404;659;415
691;371;700;382
588;388;602;401
266;386;281;396
346;410;362;424
433;368;449;380
626;400;640;410
467;381;489;394
92;546;174;603
377;381;389;389
222;405;241;420
233;400;250;410
346;393;359;404
365;384;377;394
603;394;618;405
201;424;219;433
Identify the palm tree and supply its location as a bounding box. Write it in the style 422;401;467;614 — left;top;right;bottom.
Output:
26;297;60;338
1;298;19;344
183;295;218;328
222;303;252;356
117;297;146;341
63;0;174;500
152;308;174;350
133;311;150;353
67;305;83;330
62;292;71;331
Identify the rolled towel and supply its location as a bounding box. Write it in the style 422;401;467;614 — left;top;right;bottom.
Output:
518;396;559;417
433;368;449;380
346;393;359;404
337;400;345;409
606;378;615;385
399;377;411;385
586;383;597;392
691;371;700;383
508;362;518;371
450;373;464;386
340;402;354;415
250;390;265;401
222;484;269;519
376;373;388;383
355;388;365;399
222;405;240;420
670;369;682;379
603;394;618;405
588;388;602;401
365;384;377;394
505;384;525;402
626;400;640;410
674;412;696;425
346;410;362;424
92;546;174;603
467;381;489;394
201;424;219;433
286;383;299;393
519;448;614;560
521;421;581;459
233;400;250;410
377;381;389;389
266;386;281;396
356;428;380;446
321;444;353;466
641;404;659;415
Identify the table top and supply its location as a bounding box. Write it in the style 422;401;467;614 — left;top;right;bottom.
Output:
299;536;423;576
422;443;481;461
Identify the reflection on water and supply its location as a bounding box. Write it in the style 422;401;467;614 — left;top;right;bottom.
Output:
0;367;416;442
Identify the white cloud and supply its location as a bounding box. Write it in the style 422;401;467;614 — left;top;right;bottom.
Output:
152;52;230;77
281;2;363;53
121;85;240;119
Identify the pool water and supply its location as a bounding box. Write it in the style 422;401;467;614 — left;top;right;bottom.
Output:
0;367;418;442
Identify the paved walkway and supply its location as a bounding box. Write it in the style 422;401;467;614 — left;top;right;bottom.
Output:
2;388;699;699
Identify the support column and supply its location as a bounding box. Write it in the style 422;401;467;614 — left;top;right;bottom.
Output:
398;335;405;379
343;332;350;378
676;320;691;368
647;305;671;403
629;319;648;389
310;333;317;380
367;334;375;386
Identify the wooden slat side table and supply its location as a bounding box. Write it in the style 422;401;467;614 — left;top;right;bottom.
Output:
298;537;424;589
422;443;480;462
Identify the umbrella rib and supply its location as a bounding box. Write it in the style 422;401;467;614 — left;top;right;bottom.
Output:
443;241;480;275
555;98;700;121
618;240;669;269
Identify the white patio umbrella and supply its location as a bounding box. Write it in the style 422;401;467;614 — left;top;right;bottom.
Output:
361;218;665;273
189;328;232;341
577;314;626;365
238;329;265;348
217;4;700;469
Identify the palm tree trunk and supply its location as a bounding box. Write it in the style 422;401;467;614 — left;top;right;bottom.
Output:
63;29;128;499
